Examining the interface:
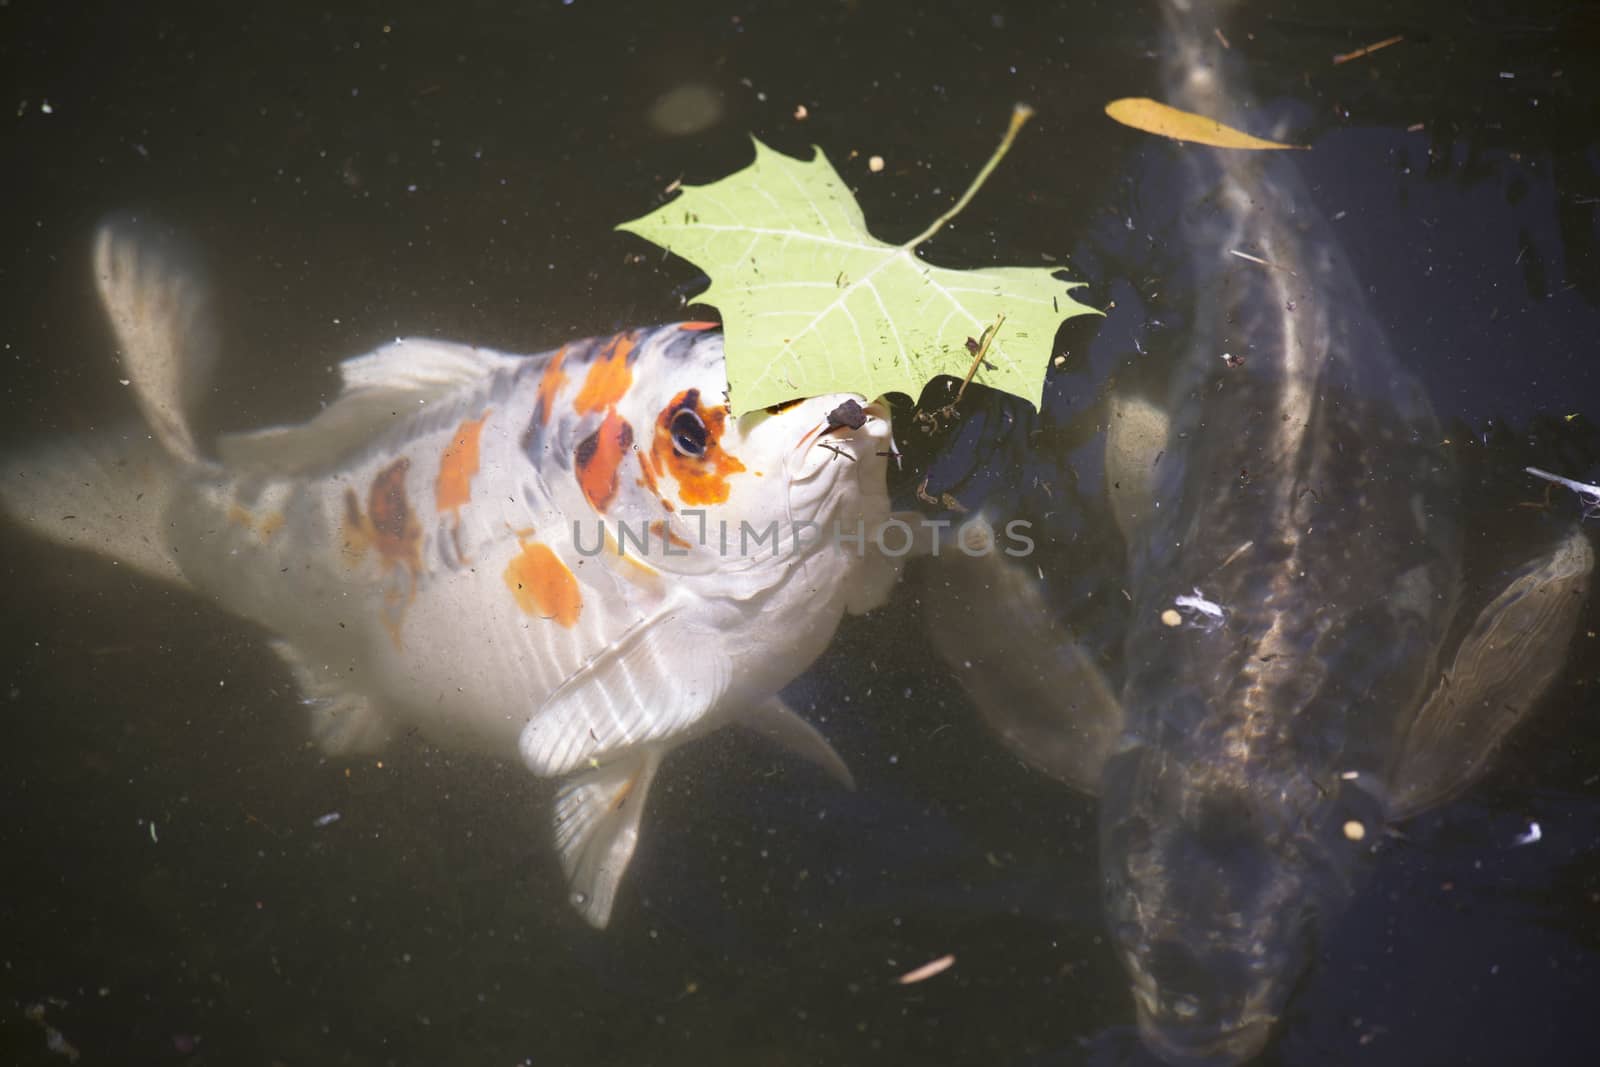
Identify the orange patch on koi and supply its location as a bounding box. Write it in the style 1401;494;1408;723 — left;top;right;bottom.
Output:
649;519;691;550
228;502;285;544
603;525;663;586
535;347;569;427
573;333;637;415
678;321;720;332
576;409;634;514
258;512;286;542
436;412;489;513
341;459;424;647
436;411;489;566
610;771;640;811
653;389;746;506
368;458;422;561
635;448;674;512
504;538;582;628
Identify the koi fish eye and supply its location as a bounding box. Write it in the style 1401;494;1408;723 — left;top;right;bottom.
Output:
670;408;709;457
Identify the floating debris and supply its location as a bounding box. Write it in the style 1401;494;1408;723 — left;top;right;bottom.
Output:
1512;821;1542;847
313;812;342;828
1332;35;1404;66
825;398;868;431
1105;97;1306;151
24;1004;79;1063
1228;248;1298;276
1525;467;1600;515
1174;588;1225;623
897;953;956;985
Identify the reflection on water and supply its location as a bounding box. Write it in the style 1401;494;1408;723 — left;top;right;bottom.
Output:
3;1;1599;1065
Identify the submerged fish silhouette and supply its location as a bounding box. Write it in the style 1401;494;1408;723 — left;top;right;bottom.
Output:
928;1;1593;1063
0;218;907;928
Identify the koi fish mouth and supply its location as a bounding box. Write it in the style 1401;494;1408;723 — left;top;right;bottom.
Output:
788;397;891;476
1135;1004;1276;1067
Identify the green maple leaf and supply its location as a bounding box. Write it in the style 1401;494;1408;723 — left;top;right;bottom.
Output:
617;108;1098;416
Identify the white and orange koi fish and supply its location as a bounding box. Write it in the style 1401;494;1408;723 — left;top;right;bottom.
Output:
1;219;907;927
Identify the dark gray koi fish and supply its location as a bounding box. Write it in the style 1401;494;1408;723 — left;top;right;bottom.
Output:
927;0;1593;1062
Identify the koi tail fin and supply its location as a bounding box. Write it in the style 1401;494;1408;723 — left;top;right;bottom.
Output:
0;216;217;586
91;215;219;467
0;423;187;586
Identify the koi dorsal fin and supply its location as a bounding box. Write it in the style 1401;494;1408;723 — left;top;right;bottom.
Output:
216;338;519;474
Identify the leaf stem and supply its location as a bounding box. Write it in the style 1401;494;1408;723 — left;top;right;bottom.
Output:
954;313;1005;405
904;103;1035;249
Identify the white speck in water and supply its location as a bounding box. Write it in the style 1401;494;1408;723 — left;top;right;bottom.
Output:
313;812;341;828
1512;821;1541;846
1343;820;1366;842
40;99;53;114
1174;588;1225;622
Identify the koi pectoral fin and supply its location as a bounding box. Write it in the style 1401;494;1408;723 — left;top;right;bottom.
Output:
922;522;1121;796
519;601;731;777
738;697;855;789
553;747;663;929
1105;391;1169;545
1392;528;1594;818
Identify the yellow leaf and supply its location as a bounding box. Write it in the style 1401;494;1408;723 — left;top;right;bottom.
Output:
1104;97;1306;151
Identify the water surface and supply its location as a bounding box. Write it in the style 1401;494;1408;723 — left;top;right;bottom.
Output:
3;1;1598;1064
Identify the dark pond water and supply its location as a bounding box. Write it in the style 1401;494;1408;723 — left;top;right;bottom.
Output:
3;1;1598;1064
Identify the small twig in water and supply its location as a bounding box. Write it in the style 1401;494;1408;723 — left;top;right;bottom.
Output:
1229;248;1298;276
896;954;956;985
954;313;1006;407
1333;35;1404;66
1525;466;1600;517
